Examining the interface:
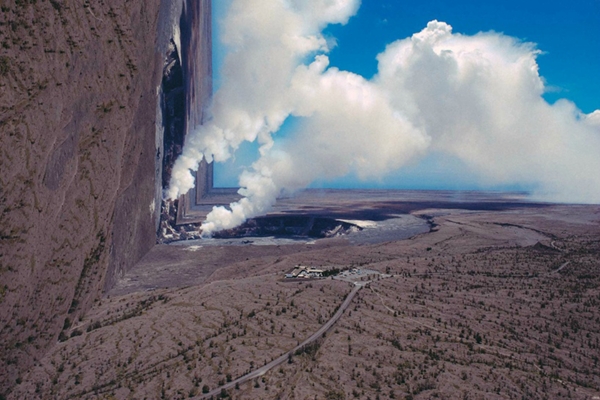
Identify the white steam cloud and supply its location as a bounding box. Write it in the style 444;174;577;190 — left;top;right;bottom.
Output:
168;0;600;236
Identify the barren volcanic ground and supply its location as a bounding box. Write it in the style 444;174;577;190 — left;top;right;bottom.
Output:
0;0;168;393
10;202;600;400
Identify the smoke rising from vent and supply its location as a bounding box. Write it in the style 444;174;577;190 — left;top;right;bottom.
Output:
167;0;600;236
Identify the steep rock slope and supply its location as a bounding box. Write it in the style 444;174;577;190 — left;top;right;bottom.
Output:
0;0;162;394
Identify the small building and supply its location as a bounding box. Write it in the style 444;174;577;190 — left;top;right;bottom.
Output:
297;270;309;278
285;265;324;278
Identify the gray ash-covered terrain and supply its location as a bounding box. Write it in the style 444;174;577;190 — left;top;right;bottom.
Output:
0;0;167;395
10;202;600;400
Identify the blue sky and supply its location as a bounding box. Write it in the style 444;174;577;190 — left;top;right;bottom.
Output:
212;0;599;190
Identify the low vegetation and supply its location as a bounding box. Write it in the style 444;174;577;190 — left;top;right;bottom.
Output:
9;206;600;399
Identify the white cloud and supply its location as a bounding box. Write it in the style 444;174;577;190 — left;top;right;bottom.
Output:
168;3;600;235
374;21;600;202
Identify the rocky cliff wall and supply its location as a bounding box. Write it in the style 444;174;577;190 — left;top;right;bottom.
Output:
0;0;165;394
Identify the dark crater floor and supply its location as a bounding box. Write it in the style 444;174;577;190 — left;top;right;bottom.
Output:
211;215;361;239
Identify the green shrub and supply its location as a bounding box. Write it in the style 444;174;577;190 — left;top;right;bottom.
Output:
0;56;10;77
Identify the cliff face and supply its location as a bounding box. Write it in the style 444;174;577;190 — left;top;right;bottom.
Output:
0;0;162;393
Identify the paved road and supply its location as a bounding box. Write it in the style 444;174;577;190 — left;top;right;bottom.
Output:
551;261;570;275
198;283;363;399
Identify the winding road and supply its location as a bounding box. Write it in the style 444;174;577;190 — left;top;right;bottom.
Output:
198;283;363;399
550;261;570;275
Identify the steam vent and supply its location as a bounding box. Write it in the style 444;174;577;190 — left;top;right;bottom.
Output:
155;1;365;242
158;0;241;242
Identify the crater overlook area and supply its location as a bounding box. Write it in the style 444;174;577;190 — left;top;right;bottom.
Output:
1;1;599;400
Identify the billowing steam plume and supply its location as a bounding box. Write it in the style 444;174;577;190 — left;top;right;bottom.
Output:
167;0;600;236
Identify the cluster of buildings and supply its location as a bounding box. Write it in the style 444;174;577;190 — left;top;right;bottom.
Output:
285;266;325;279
